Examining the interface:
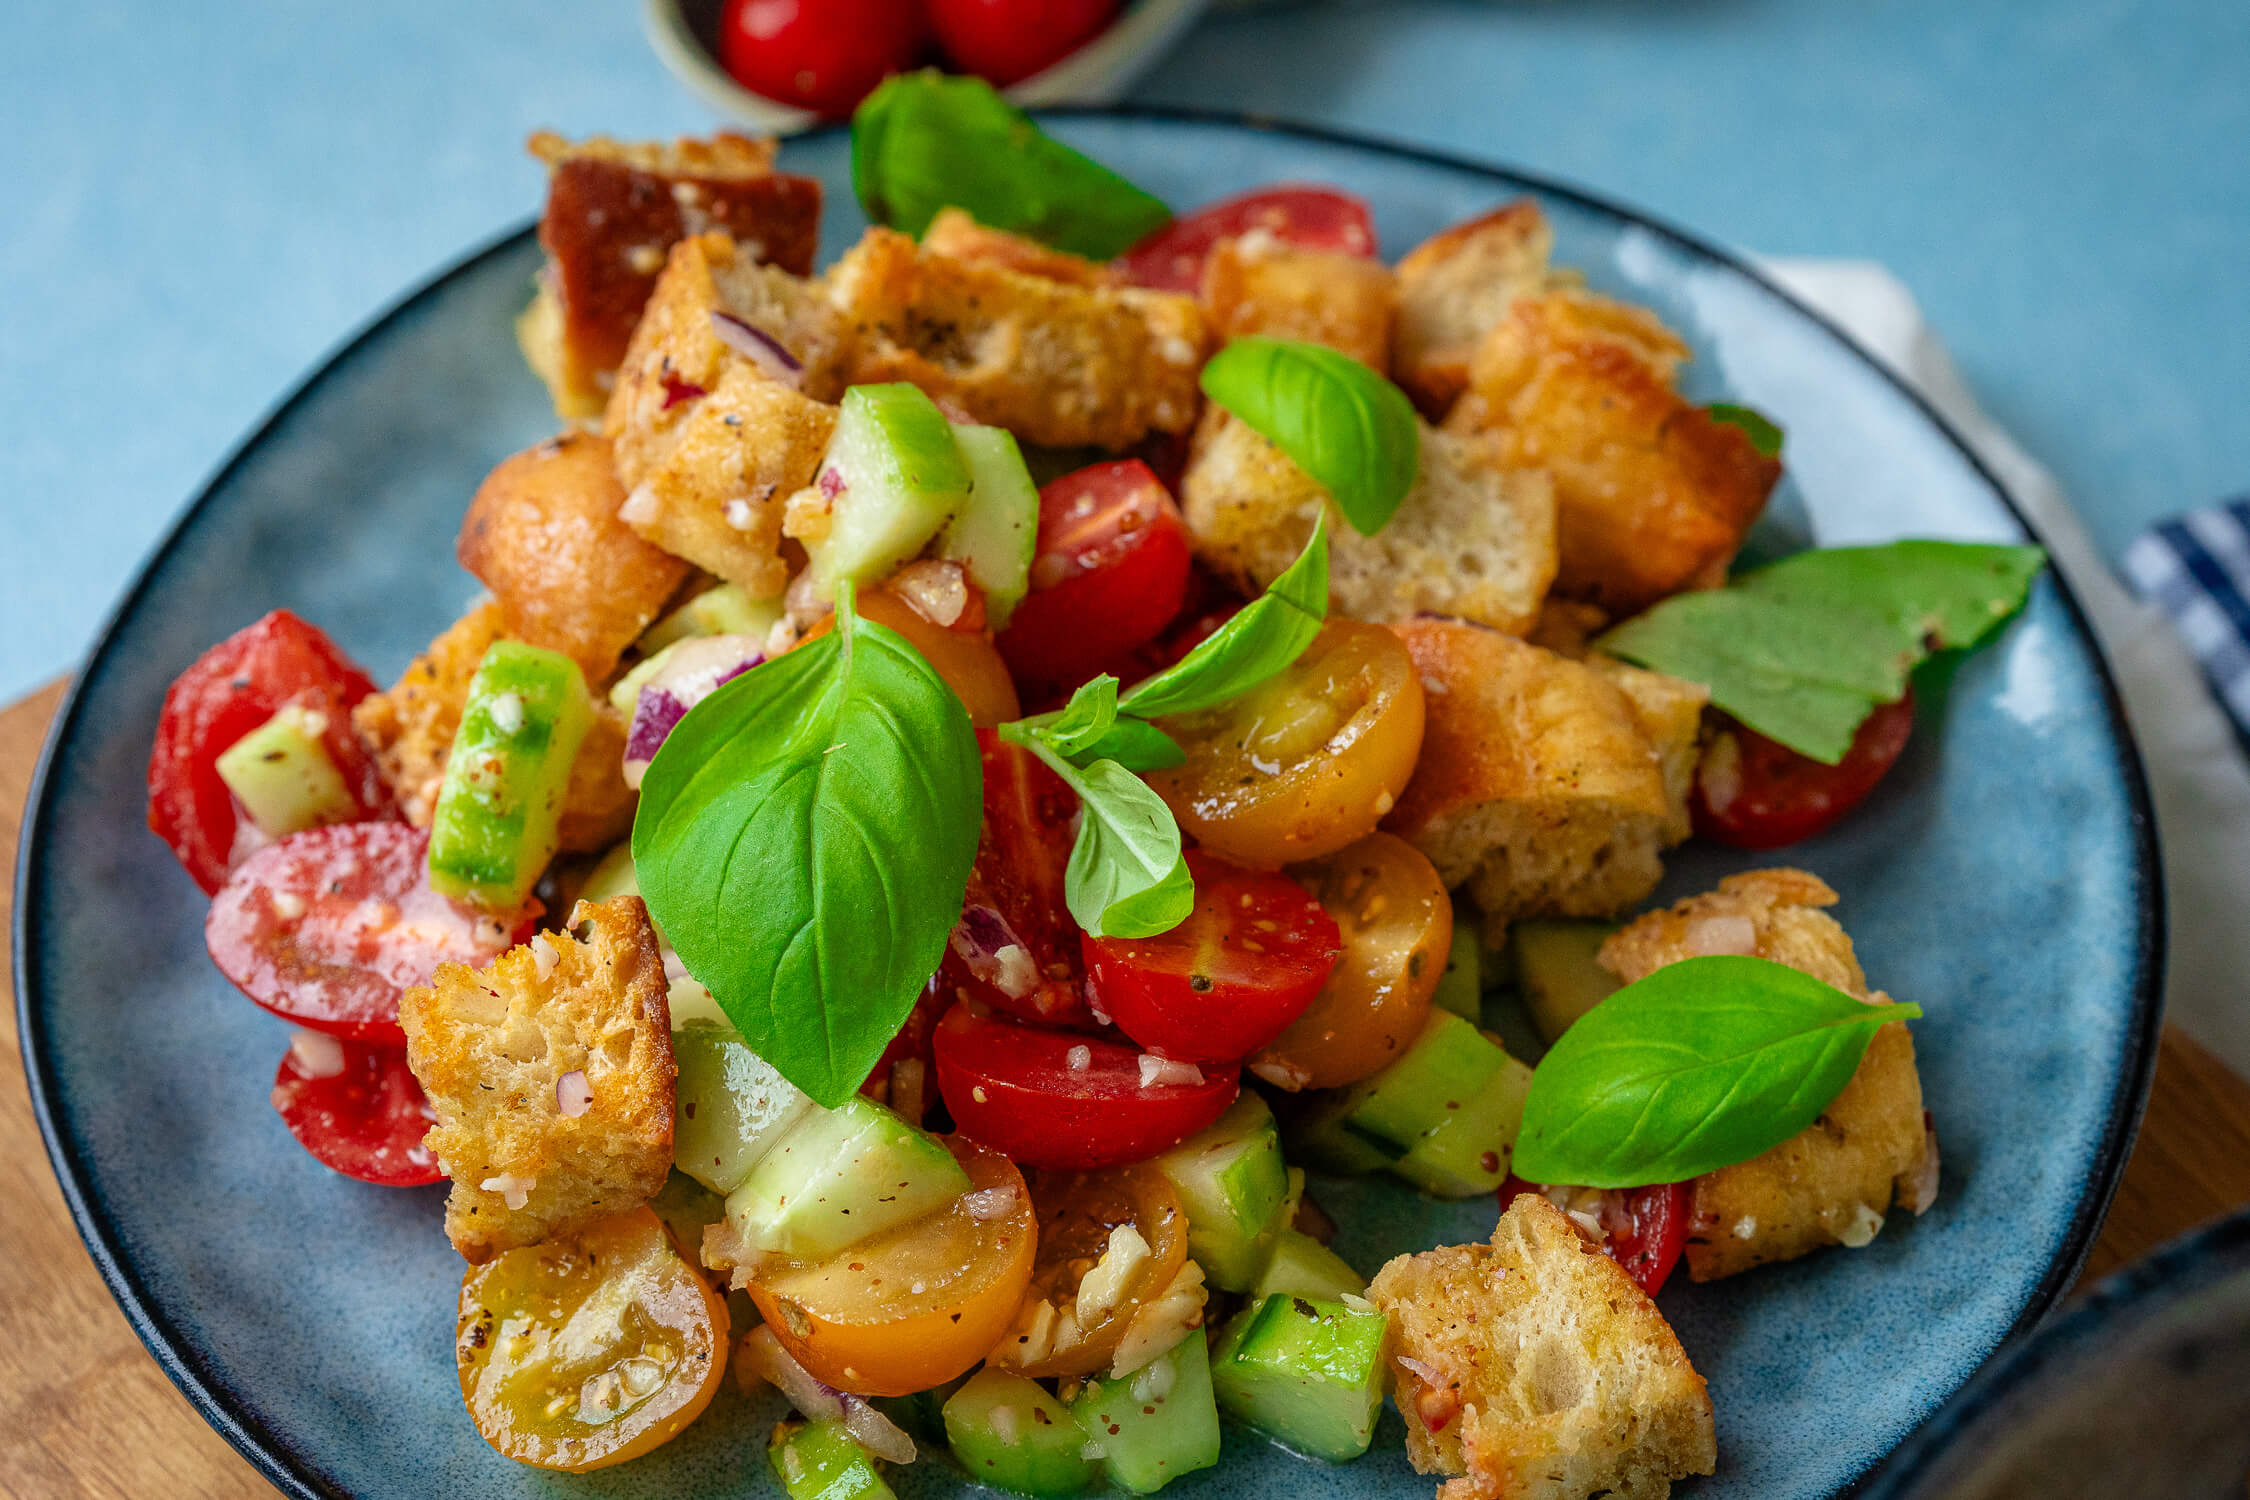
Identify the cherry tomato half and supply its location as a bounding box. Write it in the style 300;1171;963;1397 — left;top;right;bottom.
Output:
1692;693;1915;851
928;0;1122;86
147;609;392;894
988;1164;1188;1378
457;1206;728;1471
270;1034;442;1186
1115;186;1379;294
996;461;1193;695
934;1003;1239;1170
942;731;1091;1026
1083;851;1340;1064
206;822;530;1045
717;0;923;119
1501;1180;1691;1298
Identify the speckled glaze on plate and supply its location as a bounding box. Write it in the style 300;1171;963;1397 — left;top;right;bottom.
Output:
15;111;2162;1500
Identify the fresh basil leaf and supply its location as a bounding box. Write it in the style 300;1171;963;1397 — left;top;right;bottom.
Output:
1513;955;1923;1189
1038;675;1122;757
1002;730;1192;938
1200;339;1420;536
1739;541;2049;654
1119;516;1330;719
1075;718;1186;773
632;586;982;1107
851;71;1171;259
1706;402;1784;458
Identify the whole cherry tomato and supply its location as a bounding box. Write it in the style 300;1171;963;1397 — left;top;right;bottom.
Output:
996;460;1193;695
1692;693;1914;850
270;1034;443;1186
1115;186;1379;294
717;0;924;119
942;731;1091;1026
928;0;1121;86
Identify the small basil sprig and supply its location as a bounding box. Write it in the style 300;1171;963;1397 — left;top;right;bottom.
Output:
1201;338;1421;536
632;584;982;1107
1512;955;1922;1188
1120;514;1329;719
852;71;1172;259
1706;402;1784;458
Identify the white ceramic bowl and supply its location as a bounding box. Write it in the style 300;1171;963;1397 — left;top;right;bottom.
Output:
645;0;1214;134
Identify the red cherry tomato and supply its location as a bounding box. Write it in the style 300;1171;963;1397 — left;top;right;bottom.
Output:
1692;693;1915;851
717;0;924;119
271;1036;443;1186
206;822;530;1046
147;610;393;894
933;1003;1239;1170
1083;851;1340;1063
862;969;952;1123
942;731;1092;1026
1114;186;1380;294
928;0;1120;85
1502;1179;1691;1297
996;461;1192;694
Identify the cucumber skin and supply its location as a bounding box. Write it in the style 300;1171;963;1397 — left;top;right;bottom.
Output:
1153;1092;1292;1293
942;424;1040;628
1209;1294;1389;1464
1390;1052;1535;1197
1513;919;1623;1044
672;1022;815;1194
769;1418;897;1500
1431;919;1482;1022
1343;1009;1509;1152
943;1368;1098;1497
804;383;974;603
724;1095;970;1262
212;705;356;837
426;640;592;908
1251;1229;1367;1303
1069;1331;1222;1494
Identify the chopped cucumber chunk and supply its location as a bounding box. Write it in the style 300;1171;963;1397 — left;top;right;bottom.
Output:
1340;1009;1509;1155
725;1095;969;1262
801;384;974;604
874;1377;967;1449
1431;917;1482;1021
1153;1092;1291;1293
941;424;1040;627
674;1022;816;1194
640;581;784;658
770;1417;897;1500
579;840;640;905
1251;1229;1366;1303
649;1170;726;1256
943;1368;1097;1497
1513;920;1621;1044
427;640;592;909
214;704;357;837
1210;1294;1388;1463
1069;1330;1222;1493
1283;1090;1395;1176
1390;1051;1534;1197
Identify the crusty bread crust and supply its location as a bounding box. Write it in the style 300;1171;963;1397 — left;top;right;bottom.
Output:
1370;1193;1716;1500
1200;235;1397;371
920;208;1113;286
1392;199;1559;416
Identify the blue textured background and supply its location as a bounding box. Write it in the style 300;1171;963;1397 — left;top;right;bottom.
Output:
0;0;2246;703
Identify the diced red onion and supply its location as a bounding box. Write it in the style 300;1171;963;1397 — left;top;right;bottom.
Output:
951;906;1041;1000
839;1397;916;1466
891;559;969;628
288;1029;346;1079
1137;1055;1205;1089
1685;914;1758;958
622;635;763;788
1396;1354;1447;1389
739;1328;915;1462
818;465;846;500
964;1183;1019;1222
1901;1116;1942;1215
711;311;805;387
555;1069;591;1117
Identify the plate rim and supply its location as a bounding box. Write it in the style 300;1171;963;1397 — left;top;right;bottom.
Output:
12;105;2167;1500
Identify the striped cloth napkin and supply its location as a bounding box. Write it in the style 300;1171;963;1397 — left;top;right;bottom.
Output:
2124;505;2250;751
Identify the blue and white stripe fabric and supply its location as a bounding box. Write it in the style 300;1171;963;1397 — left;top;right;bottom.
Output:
2123;498;2250;739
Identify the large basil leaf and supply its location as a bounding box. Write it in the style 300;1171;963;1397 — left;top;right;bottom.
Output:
1512;955;1922;1188
1200;339;1420;536
632;591;982;1107
1119;515;1330;719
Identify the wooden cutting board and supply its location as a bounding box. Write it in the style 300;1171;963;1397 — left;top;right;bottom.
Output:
4;678;2248;1498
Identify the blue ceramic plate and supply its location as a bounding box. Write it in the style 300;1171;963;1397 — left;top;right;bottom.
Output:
16;111;2161;1500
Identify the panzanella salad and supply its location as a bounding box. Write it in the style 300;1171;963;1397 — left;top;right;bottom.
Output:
148;74;2043;1500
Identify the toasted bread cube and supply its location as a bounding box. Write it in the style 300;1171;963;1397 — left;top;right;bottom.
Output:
1200;235;1397;371
554;701;637;855
1446;288;1779;614
1523;598;1611;660
920;208;1112;286
1392;200;1559;416
520;131;821;418
1591;657;1708;846
1599;870;1935;1281
1369;1193;1716;1500
1181;412;1556;634
828;226;1208;450
456;432;691;686
403;896;676;1264
1383;621;1698;944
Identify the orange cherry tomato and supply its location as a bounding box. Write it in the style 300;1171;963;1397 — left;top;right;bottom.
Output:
1147;618;1424;869
800;585;1022;727
1251;832;1451;1092
455;1206;728;1472
747;1137;1035;1397
988;1164;1189;1379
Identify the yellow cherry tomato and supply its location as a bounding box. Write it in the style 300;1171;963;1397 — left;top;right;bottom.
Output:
987;1163;1190;1379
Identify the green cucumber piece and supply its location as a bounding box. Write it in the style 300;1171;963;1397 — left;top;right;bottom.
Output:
579;840;640;905
1431;917;1482;1022
213;704;357;837
940;424;1039;628
874;1377;967;1450
1209;1294;1388;1463
1513;920;1622;1043
1283;1091;1395;1176
1152;1092;1291;1293
1251;1229;1366;1303
427;640;593;909
639;581;784;660
724;1095;969;1261
664;971;727;1029
674;1022;816;1194
942;1368;1097;1497
649;1169;726;1257
802;383;974;604
1340;1010;1510;1155
1390;1050;1534;1197
1069;1330;1222;1493
769;1418;897;1500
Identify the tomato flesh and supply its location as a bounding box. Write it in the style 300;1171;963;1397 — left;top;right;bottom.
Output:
270;1035;443;1186
1115;186;1380;293
1693;693;1914;850
988;1164;1189;1378
206;822;530;1045
928;0;1122;86
1083;851;1340;1064
996;460;1193;695
1502;1179;1691;1298
717;0;923;118
147;609;392;894
933;1003;1239;1170
943;732;1091;1026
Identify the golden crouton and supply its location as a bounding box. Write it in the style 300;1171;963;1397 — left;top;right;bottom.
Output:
919;208;1111;286
1200;235;1397;371
520;131;822;418
554;702;637;854
403;896;676;1265
1392;200;1560;416
1523;599;1611;660
1180;412;1556;634
1447;289;1779;615
1382;621;1698;944
1369;1193;1716;1500
1591;657;1708;846
827;226;1208;450
1599;870;1936;1281
456;431;691;686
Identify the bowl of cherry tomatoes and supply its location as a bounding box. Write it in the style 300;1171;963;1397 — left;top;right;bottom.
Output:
646;0;1213;129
